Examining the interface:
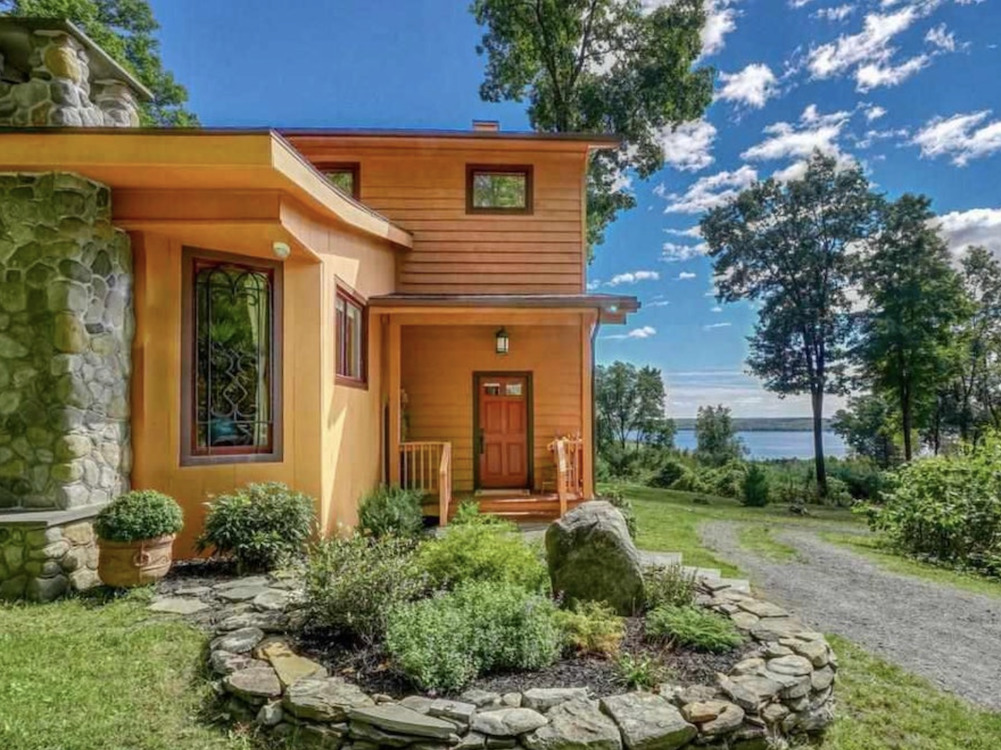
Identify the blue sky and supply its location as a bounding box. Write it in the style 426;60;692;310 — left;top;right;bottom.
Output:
150;0;1000;418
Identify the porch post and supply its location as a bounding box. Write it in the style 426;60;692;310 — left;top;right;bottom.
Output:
581;313;595;499
388;316;402;486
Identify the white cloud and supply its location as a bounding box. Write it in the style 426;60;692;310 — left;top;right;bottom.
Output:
661;241;708;262
912;110;1001;165
701;0;740;57
790;0;815;6
677;271;697;280
586;279;601;291
865;104;887;121
604;325;657;340
711;306;724;312
661;165;758;214
665;225;703;239
936;208;1001;256
741;105;851;162
703;321;733;329
660;120;717;172
606;270;660;287
925;23;956;51
661;369;849;418
856;54;930;90
716;64;780;109
855;126;909;148
814;4;856;21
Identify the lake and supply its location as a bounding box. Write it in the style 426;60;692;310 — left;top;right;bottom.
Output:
674;430;847;460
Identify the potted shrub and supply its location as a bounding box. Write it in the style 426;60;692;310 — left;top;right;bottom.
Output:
95;490;184;587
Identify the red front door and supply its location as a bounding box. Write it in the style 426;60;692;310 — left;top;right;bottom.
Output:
477;375;529;489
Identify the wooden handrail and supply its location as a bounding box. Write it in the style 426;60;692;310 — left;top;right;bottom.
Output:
399;441;452;526
548;435;584;517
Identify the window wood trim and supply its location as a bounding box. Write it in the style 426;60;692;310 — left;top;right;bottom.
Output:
466;164;534;215
180;246;284;466
335;279;369;390
317;161;361;200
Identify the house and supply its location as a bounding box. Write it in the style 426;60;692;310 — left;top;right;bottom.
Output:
0;18;638;601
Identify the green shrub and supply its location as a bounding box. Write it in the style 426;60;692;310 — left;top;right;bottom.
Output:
197;482;315;573
741;463;771;507
304;534;426;642
416;522;548;592
358;485;425;538
669;467;710;494
94;490;183;542
650;458;687;489
554;600;625;657
601;486;638;539
645;605;744;652
616;652;664;690
643;563;697;610
865;435;1001;576
385;581;562;692
451;500;510;527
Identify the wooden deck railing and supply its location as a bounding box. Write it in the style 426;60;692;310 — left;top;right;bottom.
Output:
548;435;584;516
399;441;452;526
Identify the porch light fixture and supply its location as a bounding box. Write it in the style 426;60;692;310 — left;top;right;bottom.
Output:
272;241;291;260
495;327;510;355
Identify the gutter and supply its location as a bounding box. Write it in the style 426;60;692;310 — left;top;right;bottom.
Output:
591;317;601;498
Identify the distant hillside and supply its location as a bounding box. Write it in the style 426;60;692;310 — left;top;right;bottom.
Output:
674;417;832;432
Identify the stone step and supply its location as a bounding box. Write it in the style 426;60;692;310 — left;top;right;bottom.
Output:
683;565;722;582
640;551;683;567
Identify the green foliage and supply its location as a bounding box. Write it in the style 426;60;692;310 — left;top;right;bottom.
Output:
833;393;902;469
645;604;744;652
864;435;1001;576
304;535;426;642
385;581;562;692
416;522;548;592
741;463;770;507
93;490;183;542
856;194;970;461
650;457;687;489
596;362;675;475
471;0;712;252
602;486;638;539
358;485;425;538
615;652;664;690
643;563;697;610
554;600;625;656
451;500;510;527
694;405;745;467
1;0;197;125
196;482;315;573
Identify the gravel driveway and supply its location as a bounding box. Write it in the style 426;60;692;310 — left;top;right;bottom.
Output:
699;521;1001;711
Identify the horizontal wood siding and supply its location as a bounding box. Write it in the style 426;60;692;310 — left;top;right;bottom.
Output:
400;324;583;492
287;139;587;295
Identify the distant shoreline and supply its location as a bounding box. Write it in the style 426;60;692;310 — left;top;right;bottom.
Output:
673;417;832;432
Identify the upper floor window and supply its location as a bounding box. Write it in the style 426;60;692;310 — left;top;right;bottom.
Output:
181;248;283;464
320;162;360;200
336;284;367;388
466;164;533;214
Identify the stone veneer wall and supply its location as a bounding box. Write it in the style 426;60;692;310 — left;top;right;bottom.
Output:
0;28;140;127
0;172;133;601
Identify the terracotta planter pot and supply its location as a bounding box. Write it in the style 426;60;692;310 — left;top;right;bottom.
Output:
97;534;176;588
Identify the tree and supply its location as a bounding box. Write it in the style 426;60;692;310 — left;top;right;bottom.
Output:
701;152;881;494
471;0;712;254
693;404;744;466
832;392;900;468
595;361;674;460
856;194;969;461
2;0;197;125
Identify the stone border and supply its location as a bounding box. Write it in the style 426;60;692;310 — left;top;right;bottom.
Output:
147;575;835;750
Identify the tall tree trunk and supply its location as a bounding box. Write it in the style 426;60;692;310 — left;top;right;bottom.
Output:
901;384;913;461
811;389;828;496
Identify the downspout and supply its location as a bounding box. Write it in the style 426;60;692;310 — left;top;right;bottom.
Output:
591;316;601;498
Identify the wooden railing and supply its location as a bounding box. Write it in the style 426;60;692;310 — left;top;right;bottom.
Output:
548;435;584;516
399;441;452;526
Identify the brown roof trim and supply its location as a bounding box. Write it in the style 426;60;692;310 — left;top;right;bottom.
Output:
369;293;640;313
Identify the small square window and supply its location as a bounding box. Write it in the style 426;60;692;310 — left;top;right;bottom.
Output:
466;165;533;214
319;163;360;200
336;284;367;388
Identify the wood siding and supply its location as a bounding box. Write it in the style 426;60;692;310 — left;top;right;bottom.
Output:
399;324;583;493
287;138;588;295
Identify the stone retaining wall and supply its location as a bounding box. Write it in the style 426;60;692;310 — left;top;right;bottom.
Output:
149;575;836;750
0;518;99;600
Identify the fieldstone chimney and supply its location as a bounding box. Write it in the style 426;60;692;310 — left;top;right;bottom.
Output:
0;19;148;601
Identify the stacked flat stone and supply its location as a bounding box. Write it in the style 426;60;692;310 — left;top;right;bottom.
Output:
0;519;98;600
155;573;835;750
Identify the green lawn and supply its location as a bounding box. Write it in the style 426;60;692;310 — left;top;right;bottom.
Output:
737;524;801;562
0;592;255;750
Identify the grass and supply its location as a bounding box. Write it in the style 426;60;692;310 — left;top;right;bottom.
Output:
816;634;1001;749
0;590;256;750
737;524;802;562
821;532;1001;600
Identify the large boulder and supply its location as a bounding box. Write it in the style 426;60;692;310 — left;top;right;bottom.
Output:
545;501;645;615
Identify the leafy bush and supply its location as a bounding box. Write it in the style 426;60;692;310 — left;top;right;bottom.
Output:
385;581;562;692
669;467;711;495
451;500;510;527
416;522;548;592
643;563;697;610
650;458;687;489
616;652;664;690
94;490;183;542
197;482;315;573
645;605;744;652
358;485;425;538
601;486;638;539
865;435;1001;576
304;534;426;642
741;463;771;507
554;600;625;657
